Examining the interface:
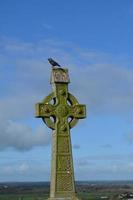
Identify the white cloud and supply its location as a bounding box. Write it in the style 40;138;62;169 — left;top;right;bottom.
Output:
74;154;133;180
0;162;50;181
0;161;41;180
0;120;51;151
0;37;133;151
18;163;29;172
1;153;133;181
1;37;133;116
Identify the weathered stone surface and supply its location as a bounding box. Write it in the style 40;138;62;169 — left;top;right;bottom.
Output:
35;67;86;199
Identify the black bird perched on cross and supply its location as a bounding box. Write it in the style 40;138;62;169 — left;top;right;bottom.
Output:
48;58;61;67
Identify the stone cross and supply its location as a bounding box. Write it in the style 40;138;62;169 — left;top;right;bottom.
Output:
35;67;86;200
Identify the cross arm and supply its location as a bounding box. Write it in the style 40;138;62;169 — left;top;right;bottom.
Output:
35;103;55;118
69;104;86;119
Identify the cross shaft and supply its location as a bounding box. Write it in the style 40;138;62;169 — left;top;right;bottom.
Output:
35;68;86;199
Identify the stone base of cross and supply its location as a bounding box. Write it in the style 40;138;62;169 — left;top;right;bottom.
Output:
35;67;86;200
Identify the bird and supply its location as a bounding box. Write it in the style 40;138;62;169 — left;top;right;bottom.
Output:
48;58;61;67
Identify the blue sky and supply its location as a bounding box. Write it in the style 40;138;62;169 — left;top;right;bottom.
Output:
1;0;133;181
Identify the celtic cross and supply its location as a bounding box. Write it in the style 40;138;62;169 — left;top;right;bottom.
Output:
35;67;86;200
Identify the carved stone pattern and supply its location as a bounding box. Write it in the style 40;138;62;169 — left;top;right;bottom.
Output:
56;105;68;117
40;105;45;114
57;156;71;171
53;132;56;153
56;174;73;191
59;89;66;96
35;68;86;198
59;118;68;133
54;71;69;82
57;137;69;153
73;106;80;115
60;124;67;132
40;104;51;115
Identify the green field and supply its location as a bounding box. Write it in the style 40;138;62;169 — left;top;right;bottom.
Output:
0;194;48;200
0;192;116;200
1;181;131;200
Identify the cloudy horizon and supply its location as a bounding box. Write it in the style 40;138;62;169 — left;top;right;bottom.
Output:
1;0;133;181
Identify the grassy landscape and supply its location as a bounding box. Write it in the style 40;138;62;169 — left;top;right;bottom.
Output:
0;181;132;200
0;193;111;200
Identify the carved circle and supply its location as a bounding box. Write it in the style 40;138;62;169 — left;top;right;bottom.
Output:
44;105;50;113
67;93;79;129
56;105;68;117
41;92;80;130
42;92;55;130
